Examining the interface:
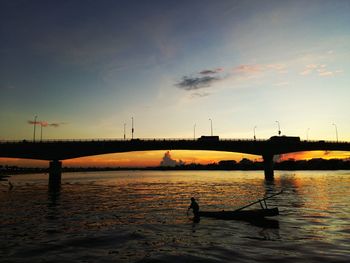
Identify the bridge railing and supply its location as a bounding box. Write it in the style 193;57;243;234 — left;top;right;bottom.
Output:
0;138;348;144
0;138;265;143
300;139;350;144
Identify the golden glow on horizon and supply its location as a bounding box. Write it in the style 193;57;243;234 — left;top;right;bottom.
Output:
0;150;349;167
280;151;350;161
63;150;258;167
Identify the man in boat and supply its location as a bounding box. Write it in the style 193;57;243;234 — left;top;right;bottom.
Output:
188;197;200;219
8;181;13;190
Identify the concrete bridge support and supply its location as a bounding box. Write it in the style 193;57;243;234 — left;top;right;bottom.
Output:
49;160;62;191
263;154;274;181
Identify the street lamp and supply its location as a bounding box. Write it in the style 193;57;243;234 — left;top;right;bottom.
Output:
332;123;338;142
275;121;281;136
131;117;134;139
253;126;257;140
193;123;196;140
123;123;126;140
33;115;37;142
209;118;213;136
306;128;310;140
40;123;43;142
39;121;49;142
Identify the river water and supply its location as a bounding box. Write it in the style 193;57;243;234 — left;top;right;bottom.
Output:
1;170;349;262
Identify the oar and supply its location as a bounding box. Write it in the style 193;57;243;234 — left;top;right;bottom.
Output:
233;190;283;212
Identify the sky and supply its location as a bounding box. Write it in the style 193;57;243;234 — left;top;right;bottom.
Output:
1;0;350;167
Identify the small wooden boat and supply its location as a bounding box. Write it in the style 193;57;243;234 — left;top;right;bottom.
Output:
198;191;282;222
199;207;279;220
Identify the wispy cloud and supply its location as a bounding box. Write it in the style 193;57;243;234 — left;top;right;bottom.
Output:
266;64;288;73
300;64;343;77
175;67;226;91
199;68;223;75
300;64;317;75
190;91;211;98
233;64;263;74
233;63;287;75
273;81;289;87
176;63;288;94
318;71;333;77
175;75;221;90
27;120;65;127
28;120;41;125
48;122;65;127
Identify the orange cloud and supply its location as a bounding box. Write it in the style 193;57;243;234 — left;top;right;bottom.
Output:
232;63;287;76
300;64;342;77
234;64;263;74
27;120;65;127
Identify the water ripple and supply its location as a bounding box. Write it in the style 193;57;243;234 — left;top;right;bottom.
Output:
1;170;349;262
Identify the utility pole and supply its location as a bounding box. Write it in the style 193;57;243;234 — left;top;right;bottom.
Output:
123;123;126;140
40;123;43;142
194;123;196;140
33;115;37;142
254;126;257;140
209;118;213;136
332;123;338;142
275;121;281;136
131;117;134;139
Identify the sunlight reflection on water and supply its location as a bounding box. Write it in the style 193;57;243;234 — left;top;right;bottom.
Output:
1;171;349;262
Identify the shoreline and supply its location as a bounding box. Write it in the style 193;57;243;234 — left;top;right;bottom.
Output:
2;158;350;178
2;167;350;178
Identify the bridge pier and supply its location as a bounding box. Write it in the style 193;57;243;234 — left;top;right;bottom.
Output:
263;154;274;181
49;160;62;191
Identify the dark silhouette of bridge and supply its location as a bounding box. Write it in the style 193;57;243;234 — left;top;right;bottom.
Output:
1;136;350;190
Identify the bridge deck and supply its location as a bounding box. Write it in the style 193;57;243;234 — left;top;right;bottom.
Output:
1;138;349;161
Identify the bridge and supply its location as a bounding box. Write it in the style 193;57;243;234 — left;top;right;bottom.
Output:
1;136;350;190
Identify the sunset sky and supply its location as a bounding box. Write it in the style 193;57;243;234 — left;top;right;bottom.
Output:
1;0;349;167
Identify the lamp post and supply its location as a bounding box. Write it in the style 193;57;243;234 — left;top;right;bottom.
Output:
33;115;37;142
275;121;281;136
306;128;310;141
123;123;126;140
39;121;49;142
131;117;134;139
40;123;43;142
254;126;257;140
209;118;213;136
193;123;196;140
332;123;338;142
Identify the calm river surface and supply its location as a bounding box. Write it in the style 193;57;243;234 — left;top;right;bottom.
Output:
1;171;349;262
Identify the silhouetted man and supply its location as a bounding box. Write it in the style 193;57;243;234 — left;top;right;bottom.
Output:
188;197;199;220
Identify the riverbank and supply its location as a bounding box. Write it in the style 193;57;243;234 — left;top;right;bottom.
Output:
1;158;350;178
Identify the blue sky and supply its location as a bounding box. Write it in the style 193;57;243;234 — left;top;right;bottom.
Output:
1;0;349;144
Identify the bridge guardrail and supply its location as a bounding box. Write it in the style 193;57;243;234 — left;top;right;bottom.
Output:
0;138;348;144
0;138;265;143
0;138;256;143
